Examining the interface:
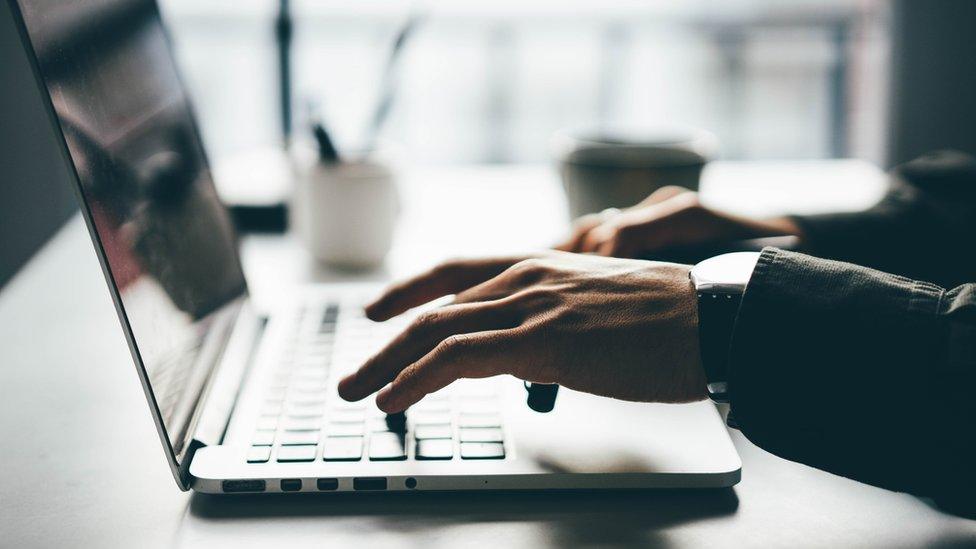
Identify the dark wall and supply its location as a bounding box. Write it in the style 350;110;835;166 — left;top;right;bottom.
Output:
888;0;976;166
0;0;78;288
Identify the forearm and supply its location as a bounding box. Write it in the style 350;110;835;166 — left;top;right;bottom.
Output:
728;248;976;514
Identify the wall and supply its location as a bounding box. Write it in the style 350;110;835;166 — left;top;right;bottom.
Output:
0;0;78;288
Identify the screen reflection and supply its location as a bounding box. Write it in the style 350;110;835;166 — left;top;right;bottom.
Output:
16;0;247;454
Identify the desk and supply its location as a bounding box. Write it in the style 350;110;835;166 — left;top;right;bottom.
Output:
2;162;974;548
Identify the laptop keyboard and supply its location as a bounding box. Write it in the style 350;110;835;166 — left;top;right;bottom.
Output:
246;303;507;464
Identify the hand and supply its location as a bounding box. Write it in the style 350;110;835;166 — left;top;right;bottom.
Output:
337;252;707;413
556;185;802;257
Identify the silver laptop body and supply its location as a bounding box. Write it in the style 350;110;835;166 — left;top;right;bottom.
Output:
8;0;740;494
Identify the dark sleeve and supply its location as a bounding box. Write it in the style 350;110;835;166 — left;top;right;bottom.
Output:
728;248;976;515
790;150;976;288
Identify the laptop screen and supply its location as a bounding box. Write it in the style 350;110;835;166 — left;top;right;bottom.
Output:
13;0;247;463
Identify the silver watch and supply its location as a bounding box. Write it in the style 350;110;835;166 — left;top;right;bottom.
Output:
689;252;760;402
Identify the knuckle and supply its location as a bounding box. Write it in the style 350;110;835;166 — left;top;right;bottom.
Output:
659;185;687;195
429;262;452;278
613;222;640;238
504;259;543;281
515;287;555;308
410;310;442;333
515;257;543;270
677;191;703;209
439;333;468;354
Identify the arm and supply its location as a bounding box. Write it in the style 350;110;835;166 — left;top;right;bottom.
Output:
729;247;976;515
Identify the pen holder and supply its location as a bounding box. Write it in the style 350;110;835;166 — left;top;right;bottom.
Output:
292;153;400;269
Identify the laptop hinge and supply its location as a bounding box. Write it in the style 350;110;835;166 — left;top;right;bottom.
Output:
181;300;265;473
178;439;205;491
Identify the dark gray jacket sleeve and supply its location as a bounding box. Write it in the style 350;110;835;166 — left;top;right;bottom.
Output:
728;249;976;514
727;152;976;514
790;150;976;288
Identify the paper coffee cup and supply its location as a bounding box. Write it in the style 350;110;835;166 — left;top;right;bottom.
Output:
553;126;718;219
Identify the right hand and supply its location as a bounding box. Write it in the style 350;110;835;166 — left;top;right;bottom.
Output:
338;252;707;413
556;185;802;258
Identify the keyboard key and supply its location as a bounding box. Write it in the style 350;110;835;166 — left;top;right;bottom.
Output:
458;385;496;398
287;404;326;418
332;403;366;412
414;400;451;413
460;442;505;460
458;413;502;428
327;422;364;437
459;427;503;443
416;439;453;460
369;432;407;461
460;403;498;415
247;446;272;463
255;416;278;430
415;424;453;440
412;411;452;425
291;380;327;392
368;418;393;432
323;436;363;461
282;416;322;431
287;396;327;406
329;410;365;423
277;445;317;462
280;431;320;446
252;430;275;446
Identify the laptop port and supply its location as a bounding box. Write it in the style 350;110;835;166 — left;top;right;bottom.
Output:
280;479;302;492
317;478;339;491
222;479;266;493
353;477;387;491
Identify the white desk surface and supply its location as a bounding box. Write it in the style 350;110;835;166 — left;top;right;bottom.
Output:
2;162;974;548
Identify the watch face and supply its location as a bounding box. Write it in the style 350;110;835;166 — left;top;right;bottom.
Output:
690;252;760;292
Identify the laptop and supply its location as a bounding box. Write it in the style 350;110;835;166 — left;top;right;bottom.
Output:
7;0;741;494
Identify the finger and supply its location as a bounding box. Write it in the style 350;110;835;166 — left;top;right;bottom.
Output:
452;269;521;304
452;257;552;304
337;302;521;401
597;231;637;257
365;256;526;321
636;185;689;207
375;329;518;413
579;222;616;253
554;214;602;252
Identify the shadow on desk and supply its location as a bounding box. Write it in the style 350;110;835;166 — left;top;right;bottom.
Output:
190;488;738;546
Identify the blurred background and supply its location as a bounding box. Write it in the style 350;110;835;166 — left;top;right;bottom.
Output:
159;0;891;164
3;0;975;287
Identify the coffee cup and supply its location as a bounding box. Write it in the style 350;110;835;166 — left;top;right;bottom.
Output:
553;126;718;219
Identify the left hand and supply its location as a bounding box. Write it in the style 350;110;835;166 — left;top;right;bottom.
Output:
338;252;706;413
556;185;801;257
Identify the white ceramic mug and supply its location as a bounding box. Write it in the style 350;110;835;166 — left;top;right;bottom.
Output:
292;155;399;269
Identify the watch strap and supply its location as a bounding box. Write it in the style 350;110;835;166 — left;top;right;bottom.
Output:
696;290;741;403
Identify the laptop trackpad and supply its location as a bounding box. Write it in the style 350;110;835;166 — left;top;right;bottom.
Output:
508;387;740;475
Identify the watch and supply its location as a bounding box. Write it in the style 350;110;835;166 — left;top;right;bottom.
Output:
689;252;760;403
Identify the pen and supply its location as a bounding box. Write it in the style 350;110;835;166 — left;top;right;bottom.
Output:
313;121;340;163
